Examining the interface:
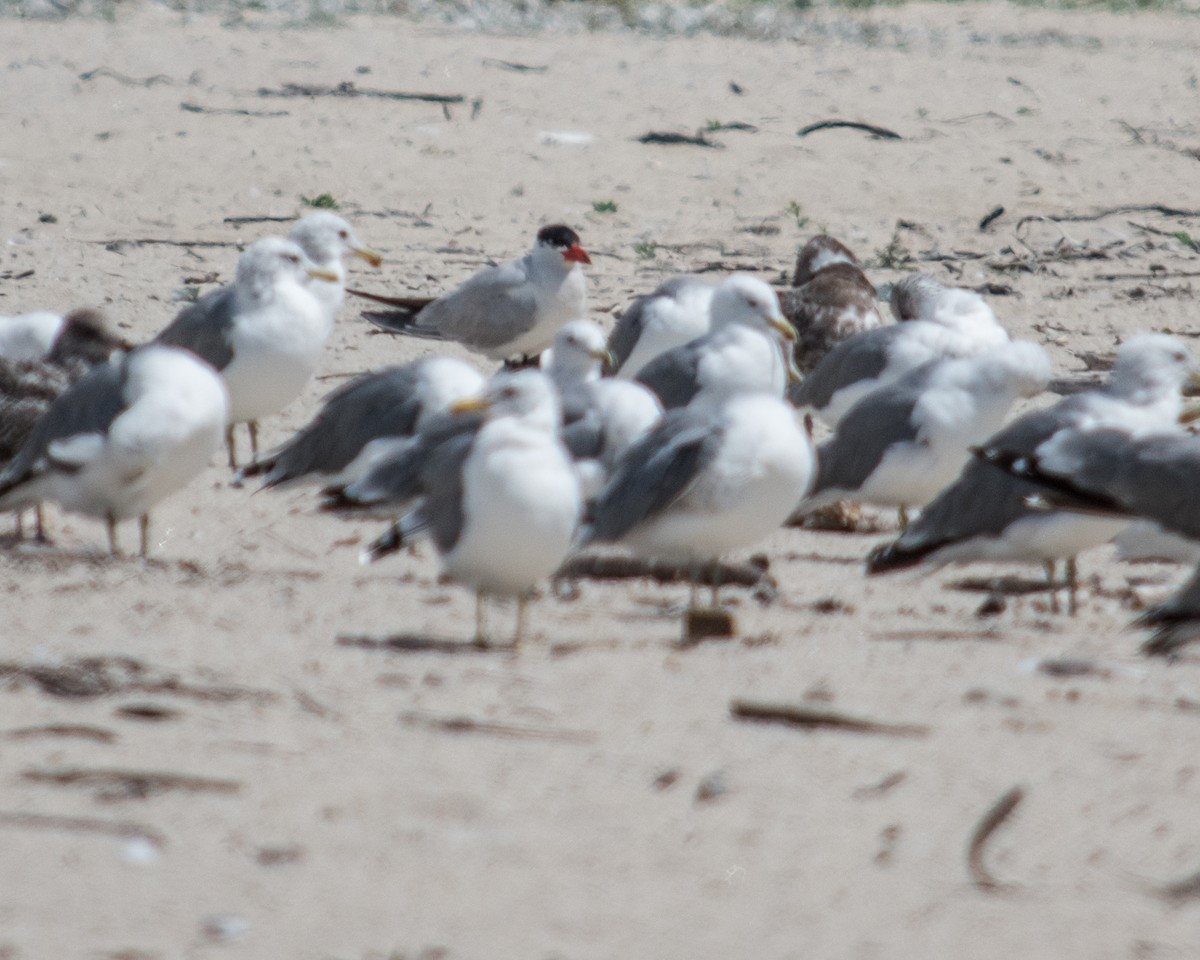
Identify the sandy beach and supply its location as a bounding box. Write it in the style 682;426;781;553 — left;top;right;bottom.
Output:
2;4;1200;956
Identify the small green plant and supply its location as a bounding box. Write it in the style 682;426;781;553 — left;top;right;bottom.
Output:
916;106;929;120
705;119;724;132
786;200;810;231
874;229;912;269
300;192;340;210
593;200;618;214
1175;231;1200;253
1016;106;1035;117
634;239;658;261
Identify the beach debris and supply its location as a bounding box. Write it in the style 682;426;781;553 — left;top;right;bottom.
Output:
400;711;594;744
256;82;464;105
729;699;930;737
798;119;902;140
966;785;1025;892
23;766;241;802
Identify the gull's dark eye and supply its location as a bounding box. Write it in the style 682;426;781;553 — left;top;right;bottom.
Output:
339;230;349;240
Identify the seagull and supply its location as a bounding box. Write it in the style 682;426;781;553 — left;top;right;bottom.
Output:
866;334;1197;614
542;319;663;496
0;344;229;556
800;341;1051;529
155;236;339;468
976;425;1200;655
288;212;382;317
361;370;583;649
0;311;66;362
351;224;591;362
1;309;133;539
582;386;815;611
607;276;715;379
790;271;1011;427
239;355;485;491
777;235;885;374
635;274;799;409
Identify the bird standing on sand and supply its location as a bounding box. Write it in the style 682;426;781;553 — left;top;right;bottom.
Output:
353;224;591;363
362;371;583;649
155;236;339;468
0;344;229;556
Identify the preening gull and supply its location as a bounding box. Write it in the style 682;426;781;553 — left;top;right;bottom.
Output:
777;235;885;374
800;340;1051;527
0;344;228;556
155;236;338;468
583;387;815;609
607;276;714;379
866;333;1197;613
352;224;591;362
288;212;382;317
790;272;1010;427
978;426;1200;655
361;370;583;649
240;355;484;491
635;274;798;409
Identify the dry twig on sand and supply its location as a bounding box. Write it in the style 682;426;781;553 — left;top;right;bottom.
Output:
729;699;929;737
966;785;1025;892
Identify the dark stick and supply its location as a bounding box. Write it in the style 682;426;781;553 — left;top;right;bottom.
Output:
0;810;165;845
400;711;595;743
79;67;172;86
222;216;296;225
979;206;1005;231
966;785;1025;892
181;101;290;118
635;131;722;148
1020;205;1200;226
798;119;902;140
257;82;465;104
729;699;929;737
481;58;549;73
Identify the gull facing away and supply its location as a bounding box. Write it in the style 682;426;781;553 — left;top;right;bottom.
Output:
361;371;583;649
351;224;591;362
866;334;1197;614
977;427;1200;656
240;356;484;491
790;272;1010;427
777;235;885;375
288;212;382;317
799;341;1051;529
0;344;229;556
607;276;715;379
635;274;799;409
582;386;815;612
155;236;339;468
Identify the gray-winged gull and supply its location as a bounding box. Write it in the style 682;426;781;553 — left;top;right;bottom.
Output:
0;311;66;362
800;340;1051;528
582;384;815;612
777;235;885;375
240;355;484;491
0;344;229;556
155;236;338;468
607;276;715;379
977;426;1200;655
351;224;590;362
288;212;382;317
635;274;798;409
361;370;583;649
866;333;1197;613
790;271;1010;427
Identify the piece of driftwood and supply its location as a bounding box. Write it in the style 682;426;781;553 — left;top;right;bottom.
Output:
979;206;1006;231
1029;204;1200;224
336;633;495;655
635;131;722;148
257;82;465;105
729;699;929;737
481;58;548;73
24;766;241;801
400;711;594;743
1156;867;1200;902
3;724;115;743
180;101;289;118
0;810;165;845
966;785;1025;892
798;119;902;140
560;554;772;590
79;67;172;86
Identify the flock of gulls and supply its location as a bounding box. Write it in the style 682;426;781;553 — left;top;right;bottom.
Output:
3;214;1200;656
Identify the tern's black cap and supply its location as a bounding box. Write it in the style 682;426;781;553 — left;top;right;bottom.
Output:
536;224;582;250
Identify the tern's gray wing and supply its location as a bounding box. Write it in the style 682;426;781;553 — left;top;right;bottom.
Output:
252;366;428;487
1001;429;1200;541
811;368;931;496
789;326;903;409
586;408;717;543
403;258;538;353
155;286;237;371
322;410;486;509
865;403;1077;573
634;340;703;410
0;358;129;497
